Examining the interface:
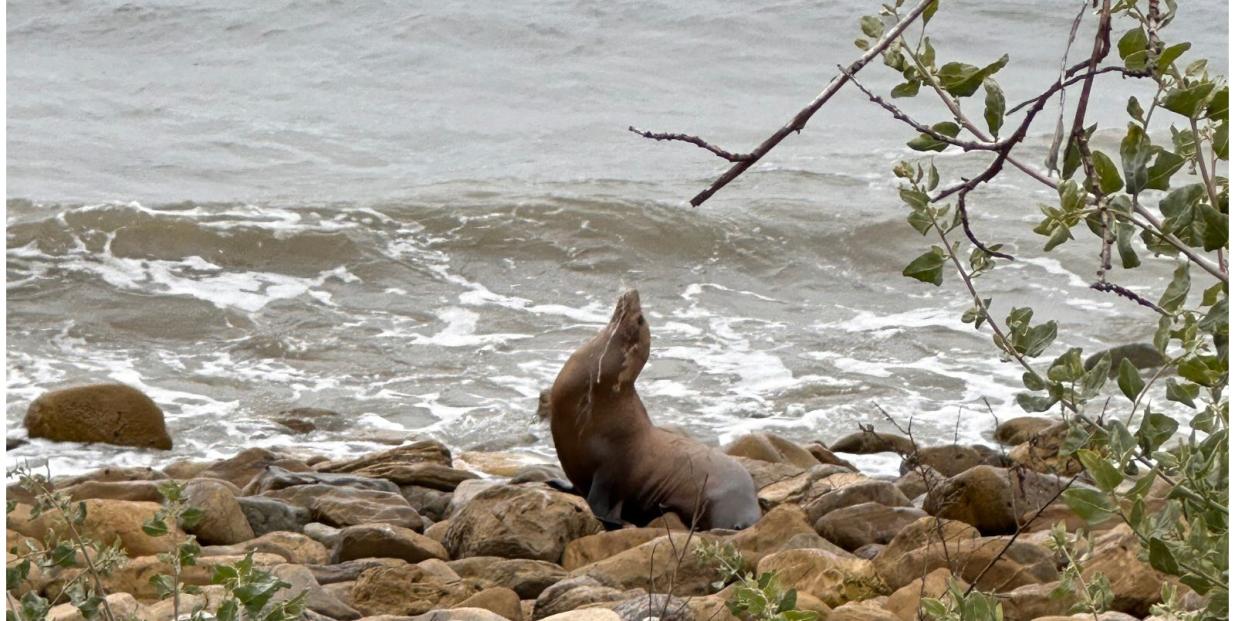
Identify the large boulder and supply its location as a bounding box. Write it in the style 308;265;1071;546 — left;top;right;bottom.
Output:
307;558;406;585
349;564;483;616
349;463;479;491
201;531;329;565
883;567;964;621
47;593;147;621
264;484;423;530
731;503;849;569
24;384;172;449
1008;422;1081;477
532;576;633;619
804;441;860;471
455;587;523;621
900;445;1006;478
401;486;453;522
10;499;181;557
447;557;568;599
199;448;310;489
611;594;693;621
995;417;1058;446
725;433;820;469
754;548;886;608
443;485;600;562
315;440;452;473
183;479;254;545
62;480;166;503
332;523;448;564
561;528;667;570
872;518;1054;593
922;466;1065;535
814;502;928;551
244;466;400;495
829;431;915;455
99;553;284;599
871;517;978;590
803;479;910;523
270;563;361;620
236;496;313;535
569;533;719;596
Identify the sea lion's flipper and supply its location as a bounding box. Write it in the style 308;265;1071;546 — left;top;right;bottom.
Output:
586;470;626;530
545;478;578;494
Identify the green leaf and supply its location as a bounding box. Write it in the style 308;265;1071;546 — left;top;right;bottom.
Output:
1047;348;1085;382
1119;124;1151;193
1159;184;1205;220
1144;148;1185;191
907;210;935;235
1117;359;1143;402
902;249;946;285
1157;262;1190;313
907;121;961;152
891;80;920;98
1117;28;1148;61
1126;96;1144;121
1024;321;1059;357
922;0;938;23
1177;356;1219;386
49;541;78;568
939;55;1008;97
1138;409;1178;454
1063;487;1114;525
1206;86;1228;121
1091;151;1123;194
1155;41;1191;73
860;15;885;38
1081;351;1110;398
1165;379;1200;408
1162;82;1214;117
1148;537;1180;574
1016;392;1057;413
1062;124;1096;178
149;574;178;600
217;598;239;621
983;79;1005;138
778;588;798;613
1212;121;1228;159
180;507;205;530
142;516;169;538
1022;371;1045;391
7;559;30;591
1201;204;1228;251
1077;450;1123;492
1116;221;1140;268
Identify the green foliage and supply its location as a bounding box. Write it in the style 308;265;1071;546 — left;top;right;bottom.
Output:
920;582;1004;621
693;542;816;621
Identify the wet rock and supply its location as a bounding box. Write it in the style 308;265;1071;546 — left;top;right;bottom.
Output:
803;479;911;523
401;486;453;522
271;563;361;620
316;440;452;473
805;441;859;471
7;437;28;451
348;463;478;491
275;407;346;432
509;464;567;485
447;557;568;599
10;499;182;557
569;533;719;597
456;587;523;621
1085;343;1165;377
443;485;600;562
24;383;172;450
184;478;254;545
532;576;631;619
308;558;407;585
923;466;1065;535
725;432;821;469
237;496;313;535
884;567;964;621
274;417;316;434
732;503;849;569
829;431;915;455
350;564;483;616
162;459;213;480
901;445;1001;478
200;448;310;489
265;484;423;530
995;417;1058;446
755;548;885;608
332;523;448;563
201;531;329;565
561;529;666;571
244;466;400;495
457;451;530;478
814;502;928;550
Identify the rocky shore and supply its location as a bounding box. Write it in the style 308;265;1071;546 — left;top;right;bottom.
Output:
7;385;1188;621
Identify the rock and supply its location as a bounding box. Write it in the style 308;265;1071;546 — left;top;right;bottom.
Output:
316;440;453;473
10;499;181;557
308;558;407;584
901;445;999;478
200;448;304;489
163;459;213;480
1085;343;1165;377
62;479;167;502
883;567;964;621
733;457;805;491
447;557;568;599
444;485;600;562
237;496;313;535
53;466;167;487
803;479;910;523
541;611;622;621
1009;422;1081;477
724;433;821;469
184;478;255;545
805;441;859;471
344;463;479;491
532;576;630;620
569;532;719;597
101;553;284;599
305;522;343;548
271;563;362;620
456;587;523;621
276;407;347;431
923;466;1065;535
350;564;483;616
401;486;454;522
1080;524;1175;616
893;466;943;500
1019;502;1123;534
146;585;230;620
755;548;885;608
245;466;401;495
732;503;849;569
756;472;811;508
561;529;667;571
644;512;688;531
825;602;902;621
853;543;885;560
449;479;502;516
612;594;692;621
23;384;172;449
1032;614;1139;621
998;582;1069;621
201;531;330;564
872;518;1053;593
871;517;979;591
411;609;511;621
274;417;316;434
457;451;529;478
7;437;28;451
332;523;448;563
814;502;928;550
48;592;148;621
995;417;1058;446
265;484;423;530
829;431;915;455
509;464;566;485
682;595;744;621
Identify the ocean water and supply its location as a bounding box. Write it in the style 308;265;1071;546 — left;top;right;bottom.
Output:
6;0;1228;475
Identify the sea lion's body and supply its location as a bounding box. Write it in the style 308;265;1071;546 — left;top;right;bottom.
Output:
548;290;760;530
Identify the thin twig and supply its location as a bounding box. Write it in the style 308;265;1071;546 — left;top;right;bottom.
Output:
1089;281;1170;316
841;71;1004;152
627;127;755;163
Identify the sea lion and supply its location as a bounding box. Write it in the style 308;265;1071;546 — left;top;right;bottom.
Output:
548;289;761;530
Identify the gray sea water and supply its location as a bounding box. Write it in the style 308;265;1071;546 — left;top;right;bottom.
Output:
6;1;1228;475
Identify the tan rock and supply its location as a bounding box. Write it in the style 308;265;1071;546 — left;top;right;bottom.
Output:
644;512;688;531
872;517;1051;593
731;503;849;570
803;479;910;523
805;441;859;471
265;484;423;530
570;532;719;596
1080;524;1175;616
350;564;483;616
901;445;1000;478
270;562;362;620
923;466;1065;535
63;480;167;502
24;383;172;449
201;530;330;564
444;485;600;562
456;587;523;621
755;548;884;607
725;433;820;469
1009;422;1081;477
683;595;744;621
998;582;1070;621
733;457;806;490
184;478;255;545
756;471;811;507
147;585;231;621
561;528;666;571
458;451;529;477
200;448;293;489
101;553;284;599
541;611;622;621
333;523;448;563
532;576;630;619
871;517;978;590
995;417;1058;446
814;502;927;550
883;568;963;621
10;499;181;557
351;463;478;491
893;466;943;500
410;609;511;621
447;557;568;599
48;592;150;621
162;459;213;480
829;431;915;455
826;602;902;621
317;440;453;473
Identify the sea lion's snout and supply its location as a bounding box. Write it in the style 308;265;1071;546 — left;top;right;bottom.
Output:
610;289;642;324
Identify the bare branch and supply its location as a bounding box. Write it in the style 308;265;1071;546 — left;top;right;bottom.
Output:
627;126;755;162
957;193;1015;260
1090;281;1171;316
840;71;1004;152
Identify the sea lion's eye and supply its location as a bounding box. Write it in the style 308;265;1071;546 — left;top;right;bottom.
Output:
636;316;645;325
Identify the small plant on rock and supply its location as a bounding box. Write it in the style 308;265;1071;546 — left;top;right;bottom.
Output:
693;541;817;621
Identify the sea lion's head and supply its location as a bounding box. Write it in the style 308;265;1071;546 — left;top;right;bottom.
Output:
591;289;651;391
